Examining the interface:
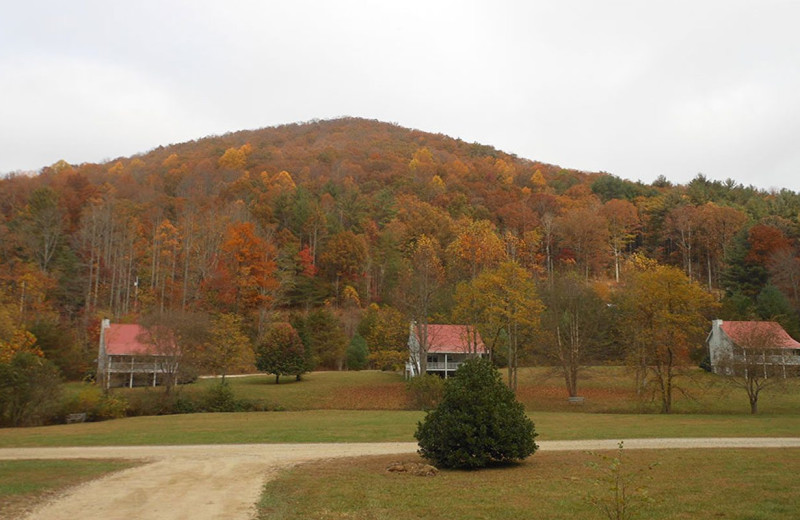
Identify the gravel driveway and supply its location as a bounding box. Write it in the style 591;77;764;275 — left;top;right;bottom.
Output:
3;438;800;520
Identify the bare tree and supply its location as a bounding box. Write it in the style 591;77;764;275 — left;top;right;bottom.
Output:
539;273;606;398
555;206;609;280
139;310;209;394
716;323;799;414
20;188;63;274
400;235;444;376
768;248;800;307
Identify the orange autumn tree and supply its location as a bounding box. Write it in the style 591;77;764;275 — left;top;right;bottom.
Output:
318;231;369;302
0;328;41;364
446;219;505;280
207;222;278;322
695;203;747;290
555;206;609;279
746;224;791;265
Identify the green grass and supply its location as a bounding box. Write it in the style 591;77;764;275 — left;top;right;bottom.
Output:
2;410;800;447
0;459;136;518
11;366;797;448
103;370;411;411
79;366;800;415
0;411;422;447
514;365;800;414
258;449;800;519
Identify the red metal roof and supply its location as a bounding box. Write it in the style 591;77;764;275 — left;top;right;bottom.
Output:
419;324;487;354
721;321;800;350
105;324;158;356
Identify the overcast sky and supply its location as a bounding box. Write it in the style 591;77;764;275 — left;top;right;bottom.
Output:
2;1;799;191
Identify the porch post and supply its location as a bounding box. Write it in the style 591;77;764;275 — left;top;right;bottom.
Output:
444;353;448;379
129;357;134;388
782;351;787;379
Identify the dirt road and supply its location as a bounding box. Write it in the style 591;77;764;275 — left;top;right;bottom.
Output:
3;438;800;520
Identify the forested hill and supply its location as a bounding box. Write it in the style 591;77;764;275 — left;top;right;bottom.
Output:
2;117;800;379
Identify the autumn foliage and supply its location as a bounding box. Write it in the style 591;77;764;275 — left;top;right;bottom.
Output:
0;117;798;403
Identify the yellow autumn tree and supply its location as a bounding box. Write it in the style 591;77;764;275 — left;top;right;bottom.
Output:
218;143;252;170
271;170;297;192
616;260;718;413
446;219;506;280
0;293;42;363
467;261;543;391
409;147;436;176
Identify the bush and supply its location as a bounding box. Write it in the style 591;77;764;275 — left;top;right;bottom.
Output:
256;323;307;384
367;350;406;371
173;394;198;414
406;374;445;410
124;389;181;416
0;352;63;426
415;358;537;469
587;441;657;520
64;386;128;421
346;334;368;370
202;381;248;412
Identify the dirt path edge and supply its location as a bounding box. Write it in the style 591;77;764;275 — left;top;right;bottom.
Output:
4;438;800;520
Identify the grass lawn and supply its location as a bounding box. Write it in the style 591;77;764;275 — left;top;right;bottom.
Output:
2;410;800;447
77;365;800;415
0;459;136;519
258;449;800;519
10;366;796;448
513;365;800;414
109;370;411;411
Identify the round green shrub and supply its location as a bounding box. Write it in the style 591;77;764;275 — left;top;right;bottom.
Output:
256;323;307;384
414;357;537;469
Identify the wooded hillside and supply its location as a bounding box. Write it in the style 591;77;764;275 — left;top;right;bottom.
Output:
2;117;799;380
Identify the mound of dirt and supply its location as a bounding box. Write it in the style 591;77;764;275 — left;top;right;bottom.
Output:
386;461;438;476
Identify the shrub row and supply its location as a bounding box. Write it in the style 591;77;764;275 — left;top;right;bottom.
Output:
21;381;281;426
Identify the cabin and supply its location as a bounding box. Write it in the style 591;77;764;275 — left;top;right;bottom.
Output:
97;319;176;389
406;323;488;378
707;319;800;377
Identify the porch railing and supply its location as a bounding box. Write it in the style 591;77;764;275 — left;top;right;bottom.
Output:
427;361;463;371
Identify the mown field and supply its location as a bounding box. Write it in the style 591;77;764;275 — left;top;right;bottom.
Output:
3;366;800;447
89;365;800;414
5;410;800;447
258;449;800;520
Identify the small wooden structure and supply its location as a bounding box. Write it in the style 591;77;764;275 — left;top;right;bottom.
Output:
97;319;175;389
707;319;800;377
406;323;488;378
